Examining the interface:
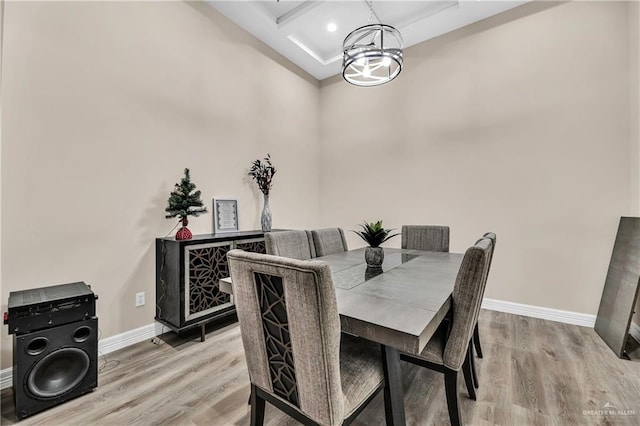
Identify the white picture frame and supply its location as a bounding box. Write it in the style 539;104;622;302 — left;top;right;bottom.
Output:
213;199;239;234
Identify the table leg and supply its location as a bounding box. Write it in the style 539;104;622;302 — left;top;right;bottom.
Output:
381;345;406;426
200;323;206;342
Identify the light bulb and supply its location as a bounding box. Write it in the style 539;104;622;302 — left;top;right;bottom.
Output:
327;22;337;32
356;57;367;67
363;65;371;78
382;57;391;67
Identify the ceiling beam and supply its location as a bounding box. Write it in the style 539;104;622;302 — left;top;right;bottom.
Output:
276;1;325;28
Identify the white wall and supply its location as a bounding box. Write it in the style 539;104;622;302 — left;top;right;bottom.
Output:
0;1;320;369
319;1;633;316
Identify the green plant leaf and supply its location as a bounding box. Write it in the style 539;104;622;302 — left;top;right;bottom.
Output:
352;220;399;248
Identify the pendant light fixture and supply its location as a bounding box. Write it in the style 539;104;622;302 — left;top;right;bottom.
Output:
342;0;403;87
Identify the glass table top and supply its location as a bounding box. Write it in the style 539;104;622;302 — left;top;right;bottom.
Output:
332;253;421;290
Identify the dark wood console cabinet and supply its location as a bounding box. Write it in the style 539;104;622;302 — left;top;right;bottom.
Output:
155;231;266;339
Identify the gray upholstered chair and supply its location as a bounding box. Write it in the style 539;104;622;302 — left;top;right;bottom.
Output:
400;237;494;426
473;232;497;360
401;225;450;252
264;230;316;260
228;250;390;426
472;232;497;359
451;232;497;395
310;228;348;257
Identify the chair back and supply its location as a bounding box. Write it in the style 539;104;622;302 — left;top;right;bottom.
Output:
473;232;497;286
311;228;348;257
265;230;316;260
227;250;344;425
443;238;493;371
401;225;450;252
483;232;497;272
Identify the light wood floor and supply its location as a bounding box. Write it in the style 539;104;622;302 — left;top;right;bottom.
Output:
2;310;639;425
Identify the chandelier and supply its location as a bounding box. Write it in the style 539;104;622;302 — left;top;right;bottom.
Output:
342;2;403;87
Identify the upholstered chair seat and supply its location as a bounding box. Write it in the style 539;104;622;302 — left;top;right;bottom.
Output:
265;230;316;260
228;250;389;425
311;228;348;257
409;322;448;365
339;334;384;418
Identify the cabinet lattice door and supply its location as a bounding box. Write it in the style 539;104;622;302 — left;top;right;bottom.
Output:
185;243;232;322
235;238;266;254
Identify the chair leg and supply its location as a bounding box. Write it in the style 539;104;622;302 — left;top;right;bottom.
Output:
250;384;265;426
469;343;479;389
444;368;462;426
463;347;477;401
473;323;483;359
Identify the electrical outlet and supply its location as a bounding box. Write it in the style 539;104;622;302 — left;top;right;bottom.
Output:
135;292;145;307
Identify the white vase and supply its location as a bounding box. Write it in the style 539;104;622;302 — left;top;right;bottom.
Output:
261;193;272;232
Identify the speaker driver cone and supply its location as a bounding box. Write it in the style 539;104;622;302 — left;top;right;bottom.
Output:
27;348;91;398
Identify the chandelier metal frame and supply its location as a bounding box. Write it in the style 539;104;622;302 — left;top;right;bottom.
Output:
342;23;403;87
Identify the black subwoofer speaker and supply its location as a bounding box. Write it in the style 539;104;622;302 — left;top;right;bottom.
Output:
13;317;98;419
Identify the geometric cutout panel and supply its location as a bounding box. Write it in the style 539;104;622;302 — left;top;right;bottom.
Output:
187;245;231;316
255;272;299;407
236;240;266;254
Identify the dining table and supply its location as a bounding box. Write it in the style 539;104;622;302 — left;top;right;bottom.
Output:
220;247;464;426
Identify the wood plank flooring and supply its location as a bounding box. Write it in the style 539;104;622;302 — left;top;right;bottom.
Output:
2;310;639;425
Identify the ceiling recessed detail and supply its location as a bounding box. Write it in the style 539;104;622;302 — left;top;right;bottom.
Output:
287;35;341;66
207;0;530;81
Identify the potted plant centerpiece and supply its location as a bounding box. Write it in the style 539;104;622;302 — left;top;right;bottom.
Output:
353;220;399;268
165;168;207;240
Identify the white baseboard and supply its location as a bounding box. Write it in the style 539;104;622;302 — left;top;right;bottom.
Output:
1;368;12;390
481;298;597;327
631;321;640;343
97;322;164;355
1;321;164;390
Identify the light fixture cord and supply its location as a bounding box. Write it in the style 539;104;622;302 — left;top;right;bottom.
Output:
365;0;381;46
364;0;388;29
367;0;375;24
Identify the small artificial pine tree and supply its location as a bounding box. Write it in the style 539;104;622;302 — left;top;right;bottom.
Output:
165;168;207;222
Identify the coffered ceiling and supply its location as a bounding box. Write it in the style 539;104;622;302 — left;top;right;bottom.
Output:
207;0;530;80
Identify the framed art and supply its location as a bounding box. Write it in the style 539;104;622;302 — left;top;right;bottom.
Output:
213;199;239;234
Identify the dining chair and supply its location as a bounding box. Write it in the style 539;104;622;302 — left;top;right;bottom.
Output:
311;228;348;257
227;249;390;426
400;237;493;426
469;232;496;380
465;232;497;391
473;232;496;360
264;230;316;260
401;225;450;252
